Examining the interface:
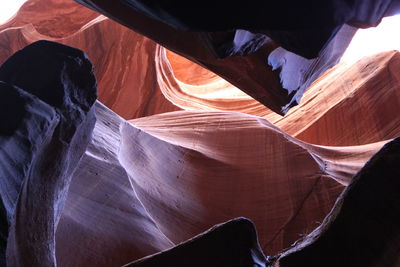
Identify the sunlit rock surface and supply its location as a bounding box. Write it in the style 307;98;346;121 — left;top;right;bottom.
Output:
124;137;400;267
1;0;400;266
160;48;400;147
76;0;400;114
0;0;179;119
57;101;387;266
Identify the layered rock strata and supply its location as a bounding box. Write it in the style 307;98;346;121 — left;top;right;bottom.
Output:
75;0;400;114
1;1;400;266
275;137;400;267
124;137;400;267
3;0;400;118
0;40;397;266
0;0;179;120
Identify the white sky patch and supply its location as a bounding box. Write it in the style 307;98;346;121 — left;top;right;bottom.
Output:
0;0;27;24
342;15;400;64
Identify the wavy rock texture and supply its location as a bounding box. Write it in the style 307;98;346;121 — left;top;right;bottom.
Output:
75;0;400;114
55;102;173;267
159;47;400;146
1;1;400;267
0;0;179;119
274;51;400;146
125;137;400;267
0;41;394;266
57;101;388;266
275;137;400;267
0;40;97;266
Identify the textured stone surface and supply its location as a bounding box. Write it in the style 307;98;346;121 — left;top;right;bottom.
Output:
0;43;397;265
55;102;173;267
1;1;400;266
3;0;400;116
74;0;400;114
159;48;400;146
0;40;97;266
0;0;179;120
275;137;400;267
54;101;387;266
123;137;400;267
0;65;384;266
275;51;400;146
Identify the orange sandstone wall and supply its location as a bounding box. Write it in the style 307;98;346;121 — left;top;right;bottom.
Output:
0;0;180;119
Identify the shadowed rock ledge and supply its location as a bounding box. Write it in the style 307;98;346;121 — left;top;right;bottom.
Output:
124;218;267;267
274;137;400;267
0;40;97;266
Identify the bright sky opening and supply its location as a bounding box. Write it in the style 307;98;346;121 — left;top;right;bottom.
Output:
0;0;27;24
341;15;400;64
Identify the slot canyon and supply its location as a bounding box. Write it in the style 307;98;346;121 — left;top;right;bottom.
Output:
1;0;400;266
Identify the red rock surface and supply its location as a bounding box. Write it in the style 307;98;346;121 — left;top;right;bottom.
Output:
160;47;400;147
1;0;400;266
0;0;179;119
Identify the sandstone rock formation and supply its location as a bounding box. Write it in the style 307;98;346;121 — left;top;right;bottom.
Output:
125;218;267;267
0;40;395;266
1;0;400;266
2;0;399;118
159;48;400;147
274;137;400;267
125;137;400;267
0;0;179;120
0;40;97;266
75;0;400;114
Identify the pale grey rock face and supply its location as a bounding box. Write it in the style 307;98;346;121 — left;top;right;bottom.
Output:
0;82;59;267
55;102;173;267
268;25;358;113
0;40;97;267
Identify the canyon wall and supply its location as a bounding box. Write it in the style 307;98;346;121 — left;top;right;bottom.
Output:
1;0;400;266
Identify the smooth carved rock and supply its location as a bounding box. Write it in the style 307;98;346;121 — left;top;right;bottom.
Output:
157;48;400;146
275;51;400;146
0;0;179;120
3;0;400;117
126;107;390;251
55;102;174;267
274;137;400;267
1;2;400;266
122;137;400;267
52;101;387;266
0;40;97;266
74;0;400;114
0;40;395;266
